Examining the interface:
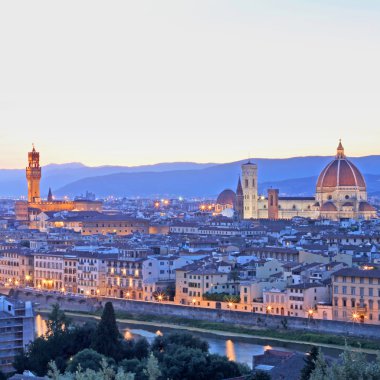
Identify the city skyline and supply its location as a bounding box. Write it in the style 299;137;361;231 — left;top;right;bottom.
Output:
1;1;380;168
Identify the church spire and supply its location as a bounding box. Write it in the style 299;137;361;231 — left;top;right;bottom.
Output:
47;187;53;202
236;176;243;195
336;139;345;158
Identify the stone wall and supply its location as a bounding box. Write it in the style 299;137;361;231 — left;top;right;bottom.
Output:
12;289;380;339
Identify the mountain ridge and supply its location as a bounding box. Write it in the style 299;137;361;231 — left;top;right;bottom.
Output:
2;155;380;198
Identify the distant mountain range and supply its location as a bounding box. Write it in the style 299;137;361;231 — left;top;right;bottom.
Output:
1;155;380;199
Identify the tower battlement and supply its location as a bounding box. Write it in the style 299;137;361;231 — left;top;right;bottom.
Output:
26;145;41;203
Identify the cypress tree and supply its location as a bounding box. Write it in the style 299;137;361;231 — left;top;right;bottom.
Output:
92;302;122;360
300;346;319;380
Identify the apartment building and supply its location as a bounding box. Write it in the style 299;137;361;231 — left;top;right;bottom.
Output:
0;249;34;287
175;264;235;305
332;267;380;324
0;297;34;373
33;252;64;290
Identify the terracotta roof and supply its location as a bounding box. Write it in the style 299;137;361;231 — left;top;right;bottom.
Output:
316;142;366;190
359;201;376;212
216;189;236;206
320;202;337;212
333;267;380;279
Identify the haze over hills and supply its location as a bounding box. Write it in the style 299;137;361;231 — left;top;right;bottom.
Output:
2;155;380;198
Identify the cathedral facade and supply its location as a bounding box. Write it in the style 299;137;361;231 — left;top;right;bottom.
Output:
217;142;377;221
15;146;102;222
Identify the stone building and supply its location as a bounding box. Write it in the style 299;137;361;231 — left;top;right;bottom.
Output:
15;145;102;222
233;141;377;221
332;267;380;325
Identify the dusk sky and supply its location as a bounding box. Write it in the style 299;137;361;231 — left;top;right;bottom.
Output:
0;1;379;169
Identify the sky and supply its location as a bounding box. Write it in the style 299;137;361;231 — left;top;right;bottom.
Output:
0;1;379;169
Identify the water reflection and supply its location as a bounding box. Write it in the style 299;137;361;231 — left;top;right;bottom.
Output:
124;330;133;340
35;314;47;337
226;339;236;362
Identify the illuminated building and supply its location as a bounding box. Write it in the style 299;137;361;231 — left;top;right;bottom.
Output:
15;145;102;223
234;141;376;221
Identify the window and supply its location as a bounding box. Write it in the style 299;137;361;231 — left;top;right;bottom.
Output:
351;287;356;295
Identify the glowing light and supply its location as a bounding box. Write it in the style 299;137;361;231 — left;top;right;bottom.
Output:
156;330;163;336
226;340;236;362
124;331;133;340
192;298;196;304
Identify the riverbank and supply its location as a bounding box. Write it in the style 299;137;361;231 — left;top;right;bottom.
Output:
36;307;380;354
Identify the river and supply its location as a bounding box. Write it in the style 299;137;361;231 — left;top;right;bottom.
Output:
34;313;366;368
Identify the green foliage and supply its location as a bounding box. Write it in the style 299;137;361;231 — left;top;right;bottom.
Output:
256;371;271;380
246;371;271;380
144;353;161;380
300;346;319;380
151;332;209;354
48;359;135;380
122;338;150;361
309;348;380;380
91;302;122;361
46;303;71;336
66;349;108;373
202;292;240;303
13;350;30;373
151;333;244;380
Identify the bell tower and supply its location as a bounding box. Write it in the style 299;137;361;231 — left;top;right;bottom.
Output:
26;144;41;203
241;161;258;219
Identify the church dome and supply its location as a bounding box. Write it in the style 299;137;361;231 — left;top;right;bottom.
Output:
316;141;366;192
216;189;236;206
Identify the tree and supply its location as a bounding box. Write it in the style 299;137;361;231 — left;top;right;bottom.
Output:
309;351;332;380
66;349;107;373
46;303;71;336
134;338;150;360
300;346;319;380
13;350;30;373
144;353;161;380
309;347;380;380
151;332;209;354
91;302;122;360
247;372;271;380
